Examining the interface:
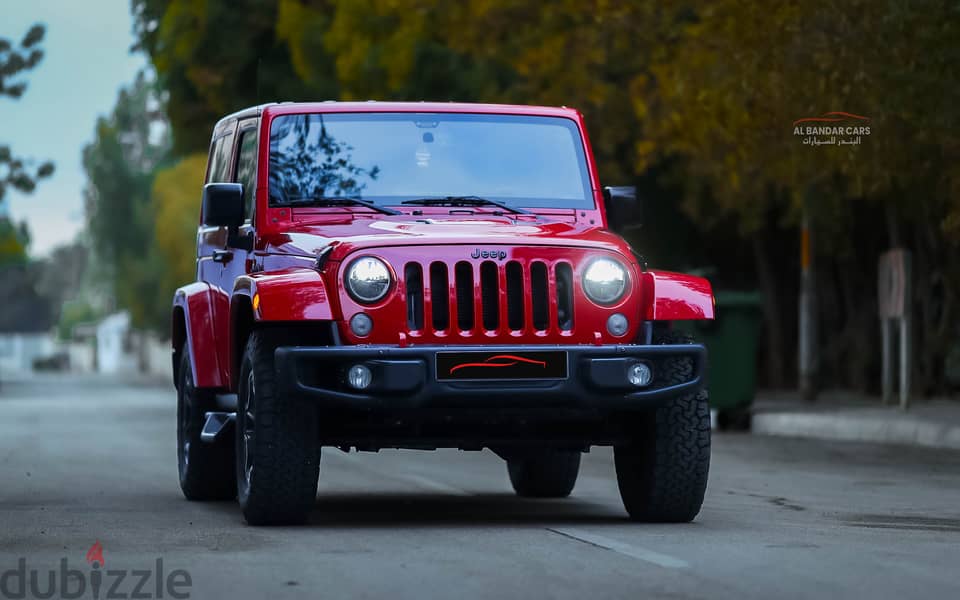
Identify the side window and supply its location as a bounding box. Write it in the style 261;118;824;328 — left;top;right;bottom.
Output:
205;132;235;183
234;127;258;222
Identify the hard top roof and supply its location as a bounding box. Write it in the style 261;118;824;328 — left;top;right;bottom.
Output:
214;101;582;129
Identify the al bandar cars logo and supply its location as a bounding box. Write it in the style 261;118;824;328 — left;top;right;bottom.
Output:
793;111;871;146
0;540;192;599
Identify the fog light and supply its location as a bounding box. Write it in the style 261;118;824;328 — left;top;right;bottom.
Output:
347;364;372;390
627;362;652;387
606;313;629;337
350;313;372;337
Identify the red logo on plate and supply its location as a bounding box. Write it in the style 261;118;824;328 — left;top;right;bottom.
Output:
449;354;547;375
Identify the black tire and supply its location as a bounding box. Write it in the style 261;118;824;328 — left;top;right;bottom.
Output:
507;450;581;498
177;347;236;500
614;329;710;522
236;331;320;525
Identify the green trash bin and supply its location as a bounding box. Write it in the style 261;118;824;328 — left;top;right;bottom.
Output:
679;291;762;429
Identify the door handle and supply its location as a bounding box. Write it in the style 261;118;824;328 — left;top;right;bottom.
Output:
212;250;234;264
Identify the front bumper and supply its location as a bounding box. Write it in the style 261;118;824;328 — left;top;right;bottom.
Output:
275;343;706;412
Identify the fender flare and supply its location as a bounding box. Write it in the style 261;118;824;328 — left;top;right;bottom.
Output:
232;267;335;322
228;268;336;388
642;270;715;321
171;282;229;389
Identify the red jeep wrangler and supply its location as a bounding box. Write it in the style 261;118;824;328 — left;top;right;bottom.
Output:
172;102;714;526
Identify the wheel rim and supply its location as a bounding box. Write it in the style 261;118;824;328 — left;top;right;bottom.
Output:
240;370;256;489
178;366;193;472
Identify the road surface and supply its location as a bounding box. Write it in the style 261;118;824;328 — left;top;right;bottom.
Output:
1;375;958;599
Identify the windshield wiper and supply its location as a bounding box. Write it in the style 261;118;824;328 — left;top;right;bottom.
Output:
401;196;530;215
283;196;401;216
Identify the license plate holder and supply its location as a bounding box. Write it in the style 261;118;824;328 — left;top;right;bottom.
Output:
435;350;568;381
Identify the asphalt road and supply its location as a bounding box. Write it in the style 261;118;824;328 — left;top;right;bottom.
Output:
1;375;959;600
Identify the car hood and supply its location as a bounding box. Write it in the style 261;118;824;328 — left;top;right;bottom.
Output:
262;215;633;262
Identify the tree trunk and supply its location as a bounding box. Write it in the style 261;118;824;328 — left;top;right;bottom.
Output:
752;235;785;388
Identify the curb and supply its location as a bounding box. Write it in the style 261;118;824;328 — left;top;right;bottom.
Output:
751;411;960;451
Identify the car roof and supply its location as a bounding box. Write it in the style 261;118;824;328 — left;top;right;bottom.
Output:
214;101;583;129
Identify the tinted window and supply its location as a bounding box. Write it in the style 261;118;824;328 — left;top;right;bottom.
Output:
268;113;593;209
206;131;235;183
234;127;258;221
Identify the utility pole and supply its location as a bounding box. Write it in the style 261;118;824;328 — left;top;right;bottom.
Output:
879;249;911;409
798;194;818;401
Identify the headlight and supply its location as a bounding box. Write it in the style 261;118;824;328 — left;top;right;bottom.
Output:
582;258;627;305
346;256;392;303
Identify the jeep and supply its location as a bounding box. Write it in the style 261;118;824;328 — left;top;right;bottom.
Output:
172;102;714;526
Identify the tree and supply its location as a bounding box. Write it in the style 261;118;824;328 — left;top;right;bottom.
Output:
152;153;206;302
131;1;959;392
132;0;336;154
84;71;171;331
641;0;960;391
0;217;29;268
0;23;54;205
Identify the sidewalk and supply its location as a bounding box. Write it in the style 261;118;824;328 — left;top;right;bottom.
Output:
752;389;960;450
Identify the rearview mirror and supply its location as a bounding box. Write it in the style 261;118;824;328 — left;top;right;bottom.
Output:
602;186;640;233
202;183;244;228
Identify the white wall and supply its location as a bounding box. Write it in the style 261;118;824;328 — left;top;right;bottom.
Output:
0;333;56;376
96;312;136;374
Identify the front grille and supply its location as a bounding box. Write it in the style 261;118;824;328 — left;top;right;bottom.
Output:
405;258;575;334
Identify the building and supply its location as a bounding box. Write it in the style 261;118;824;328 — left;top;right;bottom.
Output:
0;266;55;377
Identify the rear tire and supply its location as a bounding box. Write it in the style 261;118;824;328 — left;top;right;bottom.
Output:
507;450;581;498
177;347;236;501
236;331;320;526
614;330;710;522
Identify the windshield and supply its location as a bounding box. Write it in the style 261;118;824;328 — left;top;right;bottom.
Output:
268;112;594;209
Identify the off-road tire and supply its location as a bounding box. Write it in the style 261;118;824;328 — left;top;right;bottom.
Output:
236;331;320;525
177;347;236;500
507;450;581;498
614;329;710;522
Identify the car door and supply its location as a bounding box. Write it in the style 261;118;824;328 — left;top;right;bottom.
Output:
216;118;259;298
197;120;236;285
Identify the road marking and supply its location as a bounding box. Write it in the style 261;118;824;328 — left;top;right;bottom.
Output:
547;527;690;569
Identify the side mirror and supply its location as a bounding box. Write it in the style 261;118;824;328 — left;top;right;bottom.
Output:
202;183;244;228
602;185;640;233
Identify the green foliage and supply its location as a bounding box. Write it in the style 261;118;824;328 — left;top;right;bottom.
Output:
0;218;29;268
57;299;99;340
152;153;206;305
0;23;54;205
132;0;336;154
126;1;959;390
83;72;171;331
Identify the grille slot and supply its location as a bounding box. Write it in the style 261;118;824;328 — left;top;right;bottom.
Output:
530;261;549;331
480;261;499;330
505;261;524;330
556;263;574;331
405;263;424;331
455;261;474;331
429;262;449;331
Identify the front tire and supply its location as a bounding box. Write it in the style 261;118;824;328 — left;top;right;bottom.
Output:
614;330;711;522
177;347;236;500
507;450;581;498
236;331;320;525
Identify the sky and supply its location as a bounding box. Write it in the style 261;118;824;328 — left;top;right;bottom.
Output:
2;0;145;256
